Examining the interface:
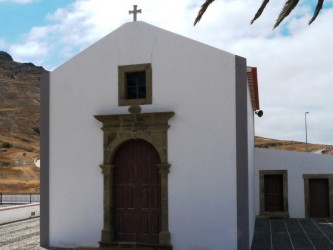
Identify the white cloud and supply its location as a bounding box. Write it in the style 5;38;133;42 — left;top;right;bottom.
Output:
179;1;333;144
8;0;333;144
10;40;48;64
8;25;53;64
244;9;333;144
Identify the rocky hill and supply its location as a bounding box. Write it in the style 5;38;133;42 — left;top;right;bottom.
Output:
0;51;47;193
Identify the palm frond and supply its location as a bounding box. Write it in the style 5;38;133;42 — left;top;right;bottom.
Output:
273;0;299;29
194;0;215;26
309;0;324;24
251;0;270;24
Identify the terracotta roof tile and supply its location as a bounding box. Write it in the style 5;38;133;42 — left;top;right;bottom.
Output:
247;66;260;111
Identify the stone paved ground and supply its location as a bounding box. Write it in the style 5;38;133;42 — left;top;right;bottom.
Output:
3;217;333;249
251;218;333;250
0;218;72;250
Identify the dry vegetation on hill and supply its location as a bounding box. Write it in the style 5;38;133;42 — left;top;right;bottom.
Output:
255;136;332;153
0;51;46;193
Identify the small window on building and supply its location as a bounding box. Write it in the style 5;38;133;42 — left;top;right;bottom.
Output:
118;63;152;106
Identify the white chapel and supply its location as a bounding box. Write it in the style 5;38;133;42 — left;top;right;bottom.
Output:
40;19;261;250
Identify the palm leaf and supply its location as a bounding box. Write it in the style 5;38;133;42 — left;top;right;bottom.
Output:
309;0;324;24
274;0;299;29
194;0;215;26
251;0;270;24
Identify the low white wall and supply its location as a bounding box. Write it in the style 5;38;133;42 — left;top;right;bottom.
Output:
0;203;40;224
255;148;333;218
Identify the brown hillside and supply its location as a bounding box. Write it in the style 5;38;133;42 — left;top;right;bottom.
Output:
0;51;47;193
255;136;332;153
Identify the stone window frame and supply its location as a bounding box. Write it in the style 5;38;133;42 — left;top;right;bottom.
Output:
118;63;152;106
259;170;289;218
94;111;174;250
303;174;333;218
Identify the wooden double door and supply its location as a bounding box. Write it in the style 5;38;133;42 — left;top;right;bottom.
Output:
113;139;161;243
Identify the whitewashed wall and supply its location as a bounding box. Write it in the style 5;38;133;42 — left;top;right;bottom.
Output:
255;148;333;218
49;22;239;249
50;22;237;250
247;85;255;246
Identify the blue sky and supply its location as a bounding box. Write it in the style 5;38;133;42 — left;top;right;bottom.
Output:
0;1;73;42
0;0;333;145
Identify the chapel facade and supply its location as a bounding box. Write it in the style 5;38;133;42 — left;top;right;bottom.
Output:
41;21;260;250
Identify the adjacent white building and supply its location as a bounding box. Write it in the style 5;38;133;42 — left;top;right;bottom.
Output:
255;148;333;219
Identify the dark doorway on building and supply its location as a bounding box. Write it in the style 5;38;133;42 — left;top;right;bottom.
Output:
309;178;329;218
264;174;284;212
113;139;161;243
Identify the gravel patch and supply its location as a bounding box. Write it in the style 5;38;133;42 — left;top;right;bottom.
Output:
0;218;73;250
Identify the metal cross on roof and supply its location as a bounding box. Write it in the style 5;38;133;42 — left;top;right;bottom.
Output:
129;5;142;22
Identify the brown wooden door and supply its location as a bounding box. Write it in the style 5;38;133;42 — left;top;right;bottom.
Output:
309;179;329;218
264;175;283;212
113;139;161;243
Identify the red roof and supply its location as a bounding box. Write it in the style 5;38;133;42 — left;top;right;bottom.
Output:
247;67;260;111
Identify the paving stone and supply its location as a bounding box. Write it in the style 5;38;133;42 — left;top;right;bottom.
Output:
252;218;333;250
313;218;333;244
285;219;312;249
270;219;293;250
298;219;333;250
251;218;271;250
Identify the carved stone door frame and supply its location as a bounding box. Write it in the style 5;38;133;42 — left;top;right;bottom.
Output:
95;111;174;249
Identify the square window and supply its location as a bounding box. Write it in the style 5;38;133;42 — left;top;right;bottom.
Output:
118;64;152;106
125;71;146;99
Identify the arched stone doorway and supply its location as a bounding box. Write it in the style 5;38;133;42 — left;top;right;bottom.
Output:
113;139;161;243
95;111;174;249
